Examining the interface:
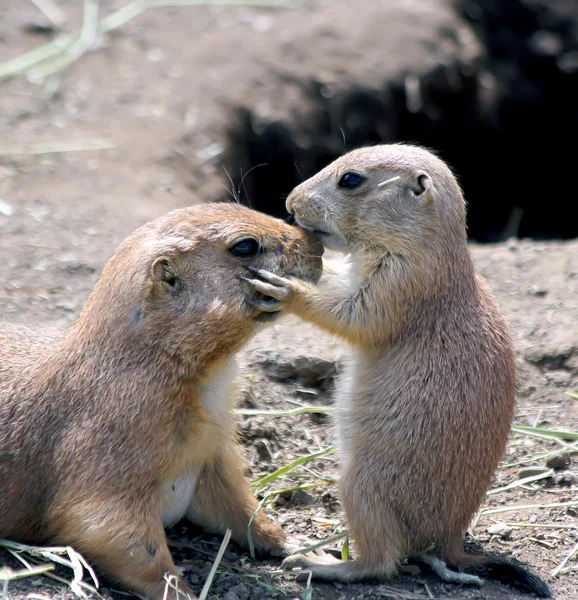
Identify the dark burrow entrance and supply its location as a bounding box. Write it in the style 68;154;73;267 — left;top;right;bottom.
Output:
219;0;578;244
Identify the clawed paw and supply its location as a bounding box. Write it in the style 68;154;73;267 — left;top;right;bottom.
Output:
241;268;296;304
282;549;340;570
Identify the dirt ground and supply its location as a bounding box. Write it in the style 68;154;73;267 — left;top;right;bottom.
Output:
0;1;577;600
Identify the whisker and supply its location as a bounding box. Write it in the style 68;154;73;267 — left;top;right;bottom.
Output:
238;163;268;209
222;166;240;204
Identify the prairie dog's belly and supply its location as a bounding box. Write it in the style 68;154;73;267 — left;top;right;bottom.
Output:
334;355;359;463
160;473;199;528
159;356;240;528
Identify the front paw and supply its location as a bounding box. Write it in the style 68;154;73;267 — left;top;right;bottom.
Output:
242;268;296;304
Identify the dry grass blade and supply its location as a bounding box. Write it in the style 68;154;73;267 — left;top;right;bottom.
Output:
487;468;554;495
552;539;578;577
0;564;55;580
0;539;98;598
482;500;578;516
236;405;334;417
0;564;54;600
0;139;117;156
198;529;231;600
30;0;67;26
291;532;348;555
0;0;294;82
28;0;100;80
505;522;578;530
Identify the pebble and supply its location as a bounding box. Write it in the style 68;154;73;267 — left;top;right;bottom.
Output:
545;452;570;470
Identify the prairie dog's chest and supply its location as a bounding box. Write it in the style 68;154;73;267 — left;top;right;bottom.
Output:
159;357;239;527
198;356;239;420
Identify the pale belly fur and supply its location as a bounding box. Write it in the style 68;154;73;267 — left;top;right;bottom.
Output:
159;356;239;528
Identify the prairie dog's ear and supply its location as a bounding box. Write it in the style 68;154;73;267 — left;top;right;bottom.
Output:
408;170;431;198
151;256;181;292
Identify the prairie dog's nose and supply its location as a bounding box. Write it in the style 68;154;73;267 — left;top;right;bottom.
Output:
285;190;296;215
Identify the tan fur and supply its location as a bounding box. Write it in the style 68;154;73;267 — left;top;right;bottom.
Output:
245;145;517;582
0;203;323;600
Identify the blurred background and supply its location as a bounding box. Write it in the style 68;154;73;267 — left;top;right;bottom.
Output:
1;0;577;247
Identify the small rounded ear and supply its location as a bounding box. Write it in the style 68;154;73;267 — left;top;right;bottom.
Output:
151;256;179;290
408;170;431;198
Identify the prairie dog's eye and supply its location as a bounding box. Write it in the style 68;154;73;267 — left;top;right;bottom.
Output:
229;238;261;258
338;171;366;190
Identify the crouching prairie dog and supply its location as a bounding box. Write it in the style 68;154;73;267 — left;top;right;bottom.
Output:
245;144;552;597
0;204;323;600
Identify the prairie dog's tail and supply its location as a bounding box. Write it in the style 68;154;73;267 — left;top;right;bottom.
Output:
443;547;553;598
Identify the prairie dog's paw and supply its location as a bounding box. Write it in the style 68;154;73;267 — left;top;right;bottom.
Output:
283;550;341;570
242;268;296;304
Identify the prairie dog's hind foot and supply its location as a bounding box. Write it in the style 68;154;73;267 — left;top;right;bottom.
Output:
413;554;483;586
282;551;397;583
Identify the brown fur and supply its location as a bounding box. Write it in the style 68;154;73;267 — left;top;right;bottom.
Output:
245;145;549;595
0;203;323;600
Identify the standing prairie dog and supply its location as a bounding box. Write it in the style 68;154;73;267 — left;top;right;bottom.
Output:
0;204;323;600
245;144;552;597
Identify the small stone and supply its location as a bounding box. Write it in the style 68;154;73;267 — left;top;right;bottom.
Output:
0;199;13;216
275;495;287;506
290;490;316;506
222;593;241;600
554;472;577;487
226;584;249;600
487;523;513;539
528;31;563;57
518;466;551;479
546;452;571;471
254;439;273;462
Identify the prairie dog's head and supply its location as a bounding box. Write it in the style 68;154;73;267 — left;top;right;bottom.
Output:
79;204;323;360
286;144;466;255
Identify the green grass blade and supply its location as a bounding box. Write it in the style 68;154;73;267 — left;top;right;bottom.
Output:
251;447;335;490
512;425;578;441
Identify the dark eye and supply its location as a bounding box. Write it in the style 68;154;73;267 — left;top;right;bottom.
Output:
229;238;261;258
338;171;366;190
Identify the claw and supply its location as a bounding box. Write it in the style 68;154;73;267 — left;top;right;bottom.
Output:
246;267;288;286
246;297;284;312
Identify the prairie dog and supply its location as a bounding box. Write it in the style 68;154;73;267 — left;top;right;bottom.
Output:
0;204;323;600
245;144;552;597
